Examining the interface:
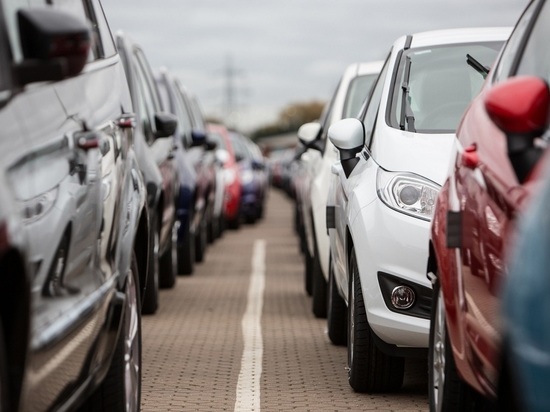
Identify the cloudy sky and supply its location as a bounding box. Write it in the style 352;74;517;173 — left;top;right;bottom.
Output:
102;0;527;132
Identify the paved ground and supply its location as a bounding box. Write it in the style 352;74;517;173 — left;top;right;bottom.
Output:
140;188;429;411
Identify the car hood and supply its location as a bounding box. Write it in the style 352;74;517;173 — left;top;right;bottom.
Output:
370;127;458;185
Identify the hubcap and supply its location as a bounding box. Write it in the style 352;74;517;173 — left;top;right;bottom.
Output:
432;288;446;412
348;267;356;376
171;221;179;275
124;267;140;411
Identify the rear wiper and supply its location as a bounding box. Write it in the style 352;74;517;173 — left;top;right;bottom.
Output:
399;56;416;132
466;54;489;79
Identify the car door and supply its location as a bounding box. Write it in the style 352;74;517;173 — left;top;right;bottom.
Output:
333;57;391;302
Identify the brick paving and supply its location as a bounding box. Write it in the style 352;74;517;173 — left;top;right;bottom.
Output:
140;188;429;411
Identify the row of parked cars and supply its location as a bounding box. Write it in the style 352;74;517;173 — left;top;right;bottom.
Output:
0;0;268;410
280;1;550;410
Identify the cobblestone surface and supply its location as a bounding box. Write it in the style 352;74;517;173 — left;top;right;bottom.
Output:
140;188;429;411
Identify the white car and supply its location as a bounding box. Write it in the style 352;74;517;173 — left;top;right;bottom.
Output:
296;61;383;317
326;27;511;393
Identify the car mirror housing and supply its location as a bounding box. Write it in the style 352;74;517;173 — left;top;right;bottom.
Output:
14;8;92;86
297;121;324;154
190;129;206;147
328;118;365;177
154;112;178;139
484;75;550;182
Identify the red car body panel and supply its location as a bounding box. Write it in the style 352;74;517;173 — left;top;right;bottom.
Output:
432;77;538;397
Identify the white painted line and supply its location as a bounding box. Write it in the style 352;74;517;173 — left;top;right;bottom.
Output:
234;239;266;412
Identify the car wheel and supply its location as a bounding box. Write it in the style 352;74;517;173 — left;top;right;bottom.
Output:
177;220;195;276
347;246;404;393
86;253;141;411
304;246;313;296
311;247;327;318
141;221;159;315
227;216;241;230
428;279;488;411
159;220;178;288
0;319;8;412
327;254;347;346
195;217;207;263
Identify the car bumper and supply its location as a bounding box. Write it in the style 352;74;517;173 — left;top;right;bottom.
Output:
352;198;432;348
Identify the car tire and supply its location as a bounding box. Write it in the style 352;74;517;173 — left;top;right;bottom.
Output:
195;217;207;263
347;246;404;393
227;216;241;230
428;279;489;411
177;220;195;276
327;255;347;346
85;252;141;411
304;246;313;296
0;319;9;412
159;220;177;288
312;247;327;318
141;221;159;315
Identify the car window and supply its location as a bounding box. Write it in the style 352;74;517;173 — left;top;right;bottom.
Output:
361;55;390;148
342;73;379;118
390;42;504;133
132;50;159;144
493;0;538;82
514;0;550;83
84;0;116;58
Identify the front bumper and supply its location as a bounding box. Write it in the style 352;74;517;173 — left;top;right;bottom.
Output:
351;197;432;348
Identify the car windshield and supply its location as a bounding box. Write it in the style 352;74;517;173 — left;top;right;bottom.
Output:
390;42;504;133
343;73;379;118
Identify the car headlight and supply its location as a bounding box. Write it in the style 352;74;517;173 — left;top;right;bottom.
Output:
224;168;236;185
241;169;254;185
376;168;439;221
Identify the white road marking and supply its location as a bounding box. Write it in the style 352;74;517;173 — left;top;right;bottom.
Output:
234;239;266;412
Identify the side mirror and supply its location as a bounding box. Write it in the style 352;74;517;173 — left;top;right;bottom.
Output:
484;75;550;182
328;118;365;177
154;112;178;139
14;8;92;86
297;122;324;154
252;159;265;171
190;129;206;147
204;139;217;151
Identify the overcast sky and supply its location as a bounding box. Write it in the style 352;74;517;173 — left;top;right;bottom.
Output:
102;0;527;132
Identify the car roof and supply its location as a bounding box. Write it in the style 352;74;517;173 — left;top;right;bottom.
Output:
394;26;513;50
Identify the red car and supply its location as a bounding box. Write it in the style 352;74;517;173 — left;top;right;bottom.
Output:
427;0;550;410
207;123;242;229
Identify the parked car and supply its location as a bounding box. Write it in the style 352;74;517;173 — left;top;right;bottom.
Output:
230;132;268;224
179;87;218;262
296;61;383;318
117;32;179;314
207;123;243;230
0;1;149;410
427;2;550;409
327;27;511;393
155;68;207;275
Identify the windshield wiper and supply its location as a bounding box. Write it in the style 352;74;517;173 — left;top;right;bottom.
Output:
399;56;416;132
466;54;489;79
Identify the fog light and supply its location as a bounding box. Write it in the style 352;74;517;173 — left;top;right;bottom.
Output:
391;286;415;309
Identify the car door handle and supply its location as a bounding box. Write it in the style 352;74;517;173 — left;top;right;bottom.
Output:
117;113;136;129
76;131;100;150
461;144;479;169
